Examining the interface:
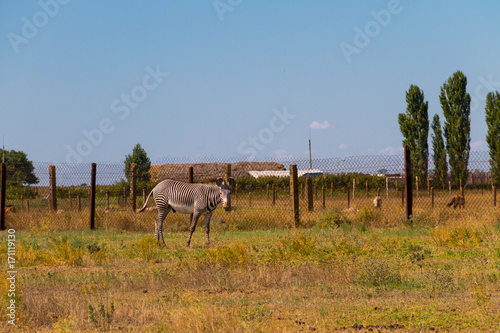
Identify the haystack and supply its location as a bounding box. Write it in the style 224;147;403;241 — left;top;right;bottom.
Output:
149;162;285;183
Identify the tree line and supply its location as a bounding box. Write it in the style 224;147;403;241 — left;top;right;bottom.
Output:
398;70;500;188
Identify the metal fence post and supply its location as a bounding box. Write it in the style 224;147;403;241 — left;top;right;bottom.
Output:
89;163;96;230
290;164;299;227
404;146;413;220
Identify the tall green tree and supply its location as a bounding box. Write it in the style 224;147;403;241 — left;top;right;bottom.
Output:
431;114;448;188
485;91;500;185
439;70;471;186
398;84;429;187
124;143;151;183
3;150;39;187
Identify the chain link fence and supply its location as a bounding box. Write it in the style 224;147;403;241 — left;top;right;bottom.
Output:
1;151;497;233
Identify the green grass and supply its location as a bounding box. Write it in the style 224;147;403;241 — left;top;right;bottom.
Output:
1;212;500;332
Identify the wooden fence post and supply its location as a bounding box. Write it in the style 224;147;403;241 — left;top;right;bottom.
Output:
69;191;72;209
89;163;96;230
386;177;389;198
290;164;299;227
431;187;434;208
352;179;355;199
0;163;5;230
272;183;276;207
106;191;110;210
77;195;81;211
267;184;270;199
331;182;334;198
49;165;57;211
416;176;419;198
347;186;350;208
494;186;497;207
224;163;231;183
404;146;413;221
143;187;147;207
306;175;313;212
322;185;325;209
130;163;137;212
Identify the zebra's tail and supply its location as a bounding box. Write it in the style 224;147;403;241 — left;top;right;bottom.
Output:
138;189;154;213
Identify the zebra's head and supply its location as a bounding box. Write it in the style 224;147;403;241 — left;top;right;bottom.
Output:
216;177;235;211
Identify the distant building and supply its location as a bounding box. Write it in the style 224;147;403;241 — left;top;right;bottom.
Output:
248;169;323;179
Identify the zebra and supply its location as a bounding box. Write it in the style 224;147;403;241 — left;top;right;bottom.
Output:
138;177;234;247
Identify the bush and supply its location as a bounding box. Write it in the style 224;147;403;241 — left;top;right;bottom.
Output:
316;207;349;228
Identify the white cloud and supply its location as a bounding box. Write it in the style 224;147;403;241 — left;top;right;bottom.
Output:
379;146;404;155
338;143;348;150
470;140;487;151
273;149;294;159
309;120;334;130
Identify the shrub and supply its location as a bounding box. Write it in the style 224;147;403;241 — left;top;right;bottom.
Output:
316;207;348;228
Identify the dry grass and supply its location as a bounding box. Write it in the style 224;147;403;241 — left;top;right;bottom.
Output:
2;190;500;331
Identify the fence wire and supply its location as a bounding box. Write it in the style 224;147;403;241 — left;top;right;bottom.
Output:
2;151;497;233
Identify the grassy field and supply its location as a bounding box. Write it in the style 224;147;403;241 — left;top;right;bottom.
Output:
1;198;500;332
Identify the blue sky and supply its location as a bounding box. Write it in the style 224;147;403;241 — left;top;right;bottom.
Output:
1;0;499;164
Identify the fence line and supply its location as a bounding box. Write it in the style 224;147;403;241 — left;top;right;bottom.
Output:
0;151;497;232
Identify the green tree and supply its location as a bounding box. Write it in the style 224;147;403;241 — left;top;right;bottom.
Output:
3;150;39;187
124;143;151;183
485;91;500;185
398;84;429;187
431;114;448;188
439;70;471;186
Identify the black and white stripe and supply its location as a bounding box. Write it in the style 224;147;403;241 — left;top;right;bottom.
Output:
138;177;233;247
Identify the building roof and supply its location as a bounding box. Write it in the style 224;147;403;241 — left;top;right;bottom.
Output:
248;169;323;178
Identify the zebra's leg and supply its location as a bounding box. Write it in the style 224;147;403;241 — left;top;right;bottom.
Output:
186;212;202;247
204;213;213;247
155;206;170;248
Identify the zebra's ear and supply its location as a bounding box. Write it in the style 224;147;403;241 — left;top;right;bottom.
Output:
216;178;224;186
228;177;235;188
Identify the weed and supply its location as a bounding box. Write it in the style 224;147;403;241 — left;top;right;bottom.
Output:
204;243;250;266
50;236;85;266
424;266;457;295
356;259;401;289
356;207;380;225
430;226;483;248
130;236;160;262
267;234;317;261
87;242;112;265
240;305;272;322
316;207;348;228
473;280;492;316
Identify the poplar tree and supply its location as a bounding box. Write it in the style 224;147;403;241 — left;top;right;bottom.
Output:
398;85;429;187
485;91;500;185
124;143;151;183
431;114;447;188
439;71;471;187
